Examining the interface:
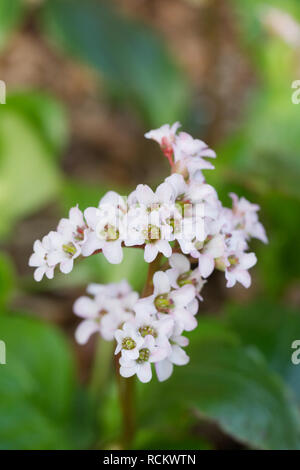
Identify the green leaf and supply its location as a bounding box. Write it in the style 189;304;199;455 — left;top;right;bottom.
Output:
41;0;189;125
0;107;61;238
0;0;24;51
6;91;69;156
0;313;95;449
61;179;129;214
227;300;300;404
0;253;15;310
140;325;300;450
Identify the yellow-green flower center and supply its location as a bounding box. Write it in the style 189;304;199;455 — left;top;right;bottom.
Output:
63;242;77;257
143;224;161;242
122;337;136;350
177;270;193;287
154;294;174;313
139;325;157;338
137;348;150;363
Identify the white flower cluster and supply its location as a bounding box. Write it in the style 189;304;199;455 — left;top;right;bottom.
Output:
29;122;268;383
73;280;138;344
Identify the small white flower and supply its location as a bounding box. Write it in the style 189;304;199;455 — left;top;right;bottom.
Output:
74;280;137;344
145;122;181;165
57;206;87;245
28;235;55;282
74;294;119;343
144;122;180;147
119;335;165;383
192;234;226;278
230;193;268;244
82;200;124;264
167;253;205;298
133;307;174;355
225;251;257;288
47;230;81;274
115;322;145;360
173;132;216;180
129;181;176;262
139;271;197;332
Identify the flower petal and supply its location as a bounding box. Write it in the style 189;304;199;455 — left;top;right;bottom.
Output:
153;271;170;294
75;320;99;344
155;359;173;382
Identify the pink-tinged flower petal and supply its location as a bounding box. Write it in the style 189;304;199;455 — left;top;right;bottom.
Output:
148;344;167;362
205;235;225;258
29;253;41;267
33;239;43;254
120;366;136;378
174;335;189;347
34;267;45;282
48;231;63;248
166;268;179;288
200;148;216;158
172;284;195;307
75;320;99;344
137;363;152;383
60;258;74;274
69;206;84;226
102;240;123;264
45;267;54;279
157;240;172;258
253;223;268;244
47;251;62;266
57;218;73;237
84;207;100;229
100;191;121;206
240;252;257;270
159;318;174;336
119;356;135;368
187;298;199;315
170;345;189;365
144;244;158;263
165;173;187;196
177;309;198;331
73;296;98;319
156;182;174;204
122;349;140;361
135;184;155;206
225;271;236;288
198;254;214;278
134;296;156;316
155;359;173;382
81;232;103;257
236;270;252;288
169;253;190;273
153;271;170;294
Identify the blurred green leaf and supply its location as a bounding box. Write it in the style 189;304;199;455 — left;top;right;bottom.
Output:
6;91;69;156
257;193;300;296
95;248;147;292
140;323;300;450
44;247;147;293
0;0;24;51
0;107;61;238
0;252;15;310
62;179;129;214
0;313;95;449
227;300;300;404
216;2;300;201
41;0;189;125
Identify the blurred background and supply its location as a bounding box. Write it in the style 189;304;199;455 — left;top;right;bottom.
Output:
1;0;300;450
